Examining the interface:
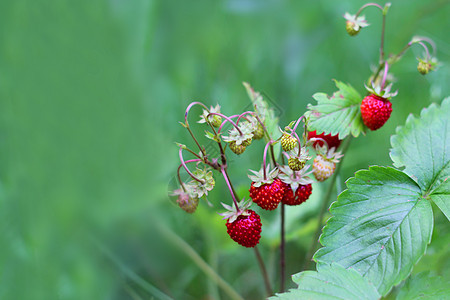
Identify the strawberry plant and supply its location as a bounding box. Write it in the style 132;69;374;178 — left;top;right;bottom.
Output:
170;2;447;298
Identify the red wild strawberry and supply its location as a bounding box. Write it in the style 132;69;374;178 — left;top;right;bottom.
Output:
308;130;341;149
282;184;312;206
220;200;261;248
226;210;262;248
361;81;398;131
248;165;285;210
278;165;314;206
360;94;392;131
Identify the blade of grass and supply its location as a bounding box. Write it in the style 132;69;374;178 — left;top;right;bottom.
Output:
93;238;173;300
157;224;244;300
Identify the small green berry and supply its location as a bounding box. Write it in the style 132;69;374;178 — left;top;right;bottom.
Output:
281;133;298;152
417;60;430;75
288;157;305;171
229;141;246;155
253;124;264;140
346;21;360;36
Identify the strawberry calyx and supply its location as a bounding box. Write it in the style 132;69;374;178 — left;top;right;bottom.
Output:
364;81;398;100
315;145;344;164
278;165;313;194
219;198;252;223
248;164;279;187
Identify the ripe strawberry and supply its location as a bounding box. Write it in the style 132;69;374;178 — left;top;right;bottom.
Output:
226;209;262;248
249;178;285;210
220;199;261;248
278;165;314;206
248;165;285;210
281;133;298;152
312;146;344;182
308;130;341;149
282;184;312;206
360;94;392;131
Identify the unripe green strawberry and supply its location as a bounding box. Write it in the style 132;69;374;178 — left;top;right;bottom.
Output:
346;21;360;36
288;157;305;171
281;133;298;152
313;155;336;182
211;115;222;127
253;123;264;140
229;141;246;155
241;137;253;147
360;94;392;131
417;60;430;75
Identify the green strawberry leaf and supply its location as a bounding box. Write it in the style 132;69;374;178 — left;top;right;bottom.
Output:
269;263;380;300
390;97;450;220
305;80;365;139
395;271;450;300
314;166;434;296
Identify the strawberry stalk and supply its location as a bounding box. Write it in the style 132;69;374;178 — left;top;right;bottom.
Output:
262;140;276;180
179;148;205;184
184;102;212;157
280;203;286;292
381;61;389;90
211;112;244;136
177;159;203;191
254;247;273;296
221;166;239;210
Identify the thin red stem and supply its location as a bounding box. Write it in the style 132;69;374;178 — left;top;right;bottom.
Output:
280;203;286;292
254;247;272;296
262;140;274;180
179;148;204;184
355;2;384;17
221;166;239;210
291;116;305;133
381;61;389;90
177;159;203;190
211;113;243;135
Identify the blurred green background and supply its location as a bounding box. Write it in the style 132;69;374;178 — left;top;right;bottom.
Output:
0;0;449;299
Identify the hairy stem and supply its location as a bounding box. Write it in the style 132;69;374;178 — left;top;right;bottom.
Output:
184;102;210;157
302;136;352;270
212;112;243;135
355;2;384;17
280;203;286;292
221;167;239;210
177;159;202;190
380;12;386;63
179;148;204;184
254;246;272;297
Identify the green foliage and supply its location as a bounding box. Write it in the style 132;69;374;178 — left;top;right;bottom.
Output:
305;80;365;139
395;272;450;300
314;166;433;296
275;98;450;298
270;263;380;300
391;97;450;220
